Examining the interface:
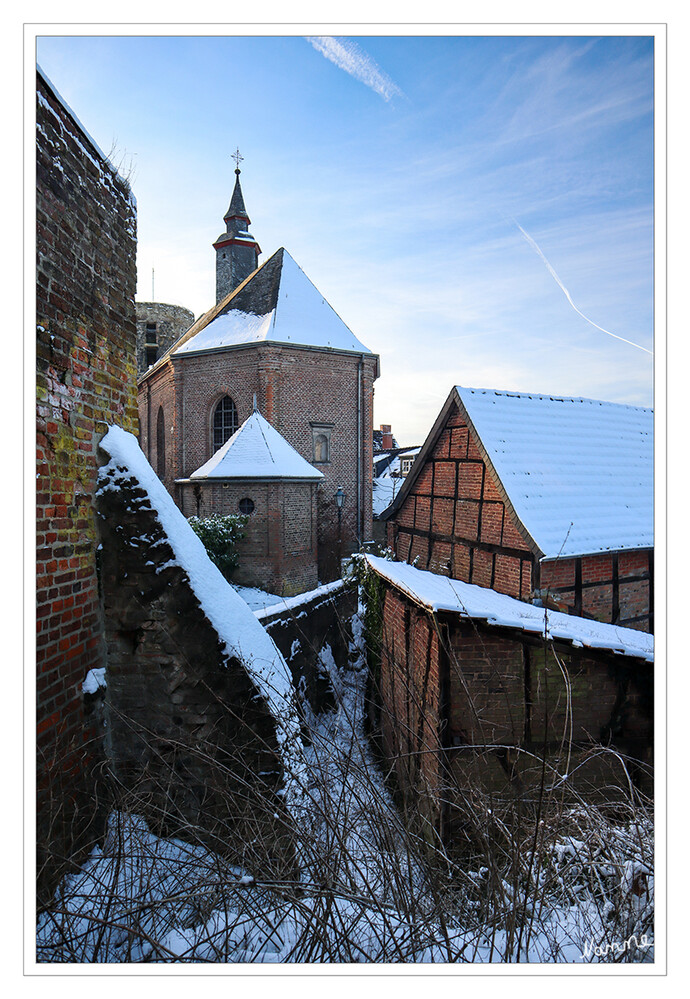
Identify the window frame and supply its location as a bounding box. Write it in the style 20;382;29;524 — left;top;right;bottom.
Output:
310;422;334;464
211;394;239;453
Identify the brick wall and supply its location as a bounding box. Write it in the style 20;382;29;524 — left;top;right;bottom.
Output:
387;400;653;632
179;478;320;595
258;582;357;713
139;345;377;580
36;68;138;898
377;588;443;833
387;400;536;599
445;621;653;809
375;580;653;843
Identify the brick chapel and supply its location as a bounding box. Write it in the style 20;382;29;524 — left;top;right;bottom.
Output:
138;164;379;587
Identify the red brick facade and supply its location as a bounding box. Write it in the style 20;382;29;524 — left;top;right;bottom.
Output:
36;69;138;895
386;400;652;632
139;344;377;582
178;478;320;595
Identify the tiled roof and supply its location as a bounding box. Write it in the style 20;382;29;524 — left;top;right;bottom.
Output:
455;387;653;559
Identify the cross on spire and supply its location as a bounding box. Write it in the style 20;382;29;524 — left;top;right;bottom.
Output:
232;147;244;174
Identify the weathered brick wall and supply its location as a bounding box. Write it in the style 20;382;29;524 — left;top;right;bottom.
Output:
139;344;376;579
257;582;357;713
36;68;138;898
179;478;320;595
387;400;653;632
445;627;653;810
96;454;295;867
387;401;536;600
135;302;194;376
376;580;653;842
378;588;443;832
446;624;525;749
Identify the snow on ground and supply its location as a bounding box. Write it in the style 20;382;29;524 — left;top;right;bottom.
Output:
36;613;438;963
231;583;284;613
36;599;654;964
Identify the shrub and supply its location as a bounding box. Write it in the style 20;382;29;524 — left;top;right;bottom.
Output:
188;513;248;580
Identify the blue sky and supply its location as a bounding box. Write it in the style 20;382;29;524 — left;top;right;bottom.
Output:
35;31;656;445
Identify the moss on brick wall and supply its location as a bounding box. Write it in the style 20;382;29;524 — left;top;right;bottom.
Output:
36;69;138;902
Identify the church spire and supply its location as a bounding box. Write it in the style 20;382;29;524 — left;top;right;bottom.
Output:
213;150;261;304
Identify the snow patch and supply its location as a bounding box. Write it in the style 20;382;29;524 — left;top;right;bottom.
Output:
82;667;106;695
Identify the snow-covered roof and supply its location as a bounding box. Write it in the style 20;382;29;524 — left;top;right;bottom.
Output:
189;410;324;481
373;448;421;517
454;387;653;559
366;555;654;663
385;386;653;560
174;247;374;357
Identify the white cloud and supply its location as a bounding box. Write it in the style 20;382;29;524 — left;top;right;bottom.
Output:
305;36;404;103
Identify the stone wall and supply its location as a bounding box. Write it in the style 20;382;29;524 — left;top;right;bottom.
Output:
256;581;357;714
36;67;138;899
135;302;194;376
96;442;297;869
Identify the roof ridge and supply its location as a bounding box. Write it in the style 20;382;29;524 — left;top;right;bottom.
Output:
456;384;653;413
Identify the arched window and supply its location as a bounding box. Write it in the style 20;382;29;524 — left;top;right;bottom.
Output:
314;433;329;463
311;423;333;463
213;395;238;452
156;406;165;477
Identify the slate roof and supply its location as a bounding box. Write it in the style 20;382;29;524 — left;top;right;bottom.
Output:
188;411;324;482
173;247;375;359
224;170;250;224
366;555;654;663
383;386;653;560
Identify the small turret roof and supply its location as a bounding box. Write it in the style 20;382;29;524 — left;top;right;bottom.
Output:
189;410;324;481
224;168;250;223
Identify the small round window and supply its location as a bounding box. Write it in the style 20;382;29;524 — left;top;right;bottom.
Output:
238;497;255;515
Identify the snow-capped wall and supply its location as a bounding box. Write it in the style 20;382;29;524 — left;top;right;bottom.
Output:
96;426;305;860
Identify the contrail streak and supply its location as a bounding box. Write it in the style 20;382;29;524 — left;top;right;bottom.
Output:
512;218;653;355
305;36;404;103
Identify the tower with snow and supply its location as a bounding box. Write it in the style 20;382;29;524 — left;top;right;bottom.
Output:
138;165;379;587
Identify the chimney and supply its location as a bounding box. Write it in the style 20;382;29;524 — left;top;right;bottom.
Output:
380;424;393;450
